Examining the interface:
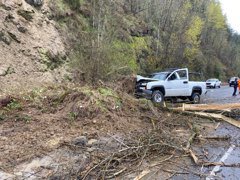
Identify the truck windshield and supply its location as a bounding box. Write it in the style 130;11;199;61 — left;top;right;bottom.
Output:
148;72;169;80
207;79;216;82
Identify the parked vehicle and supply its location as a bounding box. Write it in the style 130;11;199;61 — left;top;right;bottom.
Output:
135;68;206;104
229;77;239;87
206;79;221;88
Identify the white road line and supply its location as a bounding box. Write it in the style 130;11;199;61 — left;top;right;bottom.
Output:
206;144;236;180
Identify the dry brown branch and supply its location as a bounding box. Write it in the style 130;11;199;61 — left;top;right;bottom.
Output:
169;162;216;177
133;169;151;180
82;157;111;180
164;172;176;180
194;112;240;128
197;135;230;141
215;122;221;130
106;167;127;179
107;133;129;148
150;155;174;167
189;149;199;164
202;162;240;167
174;103;240;112
162;168;189;174
186;132;197;150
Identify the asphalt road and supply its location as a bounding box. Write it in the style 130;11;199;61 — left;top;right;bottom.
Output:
201;86;240;179
203;85;240;104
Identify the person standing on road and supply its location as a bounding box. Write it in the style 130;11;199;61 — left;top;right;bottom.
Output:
238;79;240;94
232;78;238;96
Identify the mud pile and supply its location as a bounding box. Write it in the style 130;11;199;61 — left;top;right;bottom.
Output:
0;84;195;179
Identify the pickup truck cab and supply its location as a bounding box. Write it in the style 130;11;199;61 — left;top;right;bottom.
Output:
135;68;206;104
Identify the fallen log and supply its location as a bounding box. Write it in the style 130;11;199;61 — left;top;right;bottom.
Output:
193;112;240;129
197;135;230;141
174;103;240;112
169;106;240;129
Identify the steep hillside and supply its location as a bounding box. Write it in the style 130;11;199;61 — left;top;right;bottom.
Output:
1;0;240;94
0;0;68;94
50;0;240;82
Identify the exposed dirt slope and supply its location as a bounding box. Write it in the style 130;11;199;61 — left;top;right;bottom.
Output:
0;0;68;94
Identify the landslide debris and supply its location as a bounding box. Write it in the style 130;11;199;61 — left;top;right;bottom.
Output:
0;84;202;179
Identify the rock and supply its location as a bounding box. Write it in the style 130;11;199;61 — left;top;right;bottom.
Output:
25;0;44;7
86;147;96;153
0;66;15;76
7;32;21;43
0;3;12;11
87;139;98;146
17;25;27;33
5;14;15;22
0;69;6;76
17;9;34;21
72;136;87;146
0;31;11;45
0;96;13;108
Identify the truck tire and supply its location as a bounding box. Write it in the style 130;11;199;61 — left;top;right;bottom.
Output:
151;90;164;105
189;93;200;104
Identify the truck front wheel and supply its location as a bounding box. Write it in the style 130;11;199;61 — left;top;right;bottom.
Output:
152;90;164;104
189;93;200;104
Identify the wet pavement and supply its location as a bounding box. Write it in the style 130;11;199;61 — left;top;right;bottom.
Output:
195;86;240;179
203;85;240;104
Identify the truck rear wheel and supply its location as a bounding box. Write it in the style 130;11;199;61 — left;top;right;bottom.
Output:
189;92;200;104
151;90;164;105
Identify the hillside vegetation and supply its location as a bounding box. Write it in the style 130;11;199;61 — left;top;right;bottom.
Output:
50;0;240;82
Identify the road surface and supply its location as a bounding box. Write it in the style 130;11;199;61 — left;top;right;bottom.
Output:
203;85;240;104
186;86;240;179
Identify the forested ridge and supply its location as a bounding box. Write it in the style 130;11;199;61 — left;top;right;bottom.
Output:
51;0;240;82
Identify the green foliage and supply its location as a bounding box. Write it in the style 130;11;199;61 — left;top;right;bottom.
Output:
50;0;240;82
68;112;78;122
98;87;115;97
7;100;22;110
0;112;5;121
184;16;204;61
207;1;226;30
38;48;65;70
14;114;32;123
65;0;84;10
17;10;33;21
107;40;138;76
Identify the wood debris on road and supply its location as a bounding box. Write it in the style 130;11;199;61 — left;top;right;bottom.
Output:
170;103;240;129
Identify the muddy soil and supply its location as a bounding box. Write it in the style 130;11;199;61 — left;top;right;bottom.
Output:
1;85;240;179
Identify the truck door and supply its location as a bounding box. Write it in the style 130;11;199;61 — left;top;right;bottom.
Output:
176;69;189;96
165;69;189;97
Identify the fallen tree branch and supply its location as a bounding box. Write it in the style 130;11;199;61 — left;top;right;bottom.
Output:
197;135;230;141
202;162;240;168
133;170;151;180
194;112;240;129
106;167;127;179
150;155;174;167
162;169;189;174
186;132;197;150
174;103;240;112
189;149;199;164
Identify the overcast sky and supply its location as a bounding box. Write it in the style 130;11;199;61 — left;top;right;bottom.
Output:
219;0;240;34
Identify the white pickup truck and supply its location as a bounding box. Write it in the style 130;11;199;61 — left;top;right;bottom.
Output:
135;68;206;104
